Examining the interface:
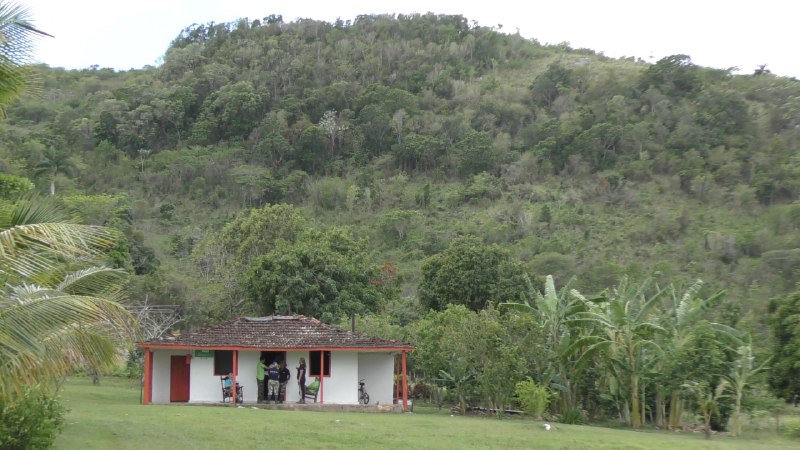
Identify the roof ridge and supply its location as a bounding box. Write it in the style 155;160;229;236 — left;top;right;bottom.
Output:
138;316;415;350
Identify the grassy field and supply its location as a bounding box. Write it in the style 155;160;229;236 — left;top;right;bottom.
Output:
55;377;800;450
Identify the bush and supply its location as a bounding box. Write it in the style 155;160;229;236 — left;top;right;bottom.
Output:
559;408;588;425
515;378;550;420
0;385;68;450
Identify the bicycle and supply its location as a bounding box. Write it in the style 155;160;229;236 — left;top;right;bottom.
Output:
358;378;370;405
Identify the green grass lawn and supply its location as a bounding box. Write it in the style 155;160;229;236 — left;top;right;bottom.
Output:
55;377;800;450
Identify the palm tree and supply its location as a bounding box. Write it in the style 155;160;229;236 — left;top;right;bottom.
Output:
570;277;667;429
0;1;52;114
500;275;587;412
34;147;76;195
723;340;771;437
657;281;737;430
0;197;134;399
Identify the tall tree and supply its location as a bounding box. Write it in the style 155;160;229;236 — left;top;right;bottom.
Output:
768;290;800;402
34;147;76;195
571;277;666;429
244;227;382;323
419;235;529;311
500;275;587;413
722;341;770;437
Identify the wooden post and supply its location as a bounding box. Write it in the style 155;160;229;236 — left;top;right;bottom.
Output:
402;350;408;412
319;350;324;405
232;350;239;404
394;355;399;403
143;348;153;404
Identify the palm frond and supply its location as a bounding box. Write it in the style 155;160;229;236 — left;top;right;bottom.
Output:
0;293;135;398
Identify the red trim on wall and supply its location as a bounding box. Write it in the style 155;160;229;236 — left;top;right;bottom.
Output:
143;348;153;404
232;350;239;405
401;350;408;412
319;350;325;405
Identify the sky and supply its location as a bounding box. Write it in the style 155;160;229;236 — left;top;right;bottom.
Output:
30;0;800;78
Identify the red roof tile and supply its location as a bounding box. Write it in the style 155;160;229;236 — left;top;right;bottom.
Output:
138;315;415;350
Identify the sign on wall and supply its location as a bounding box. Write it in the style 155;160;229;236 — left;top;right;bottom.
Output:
194;350;214;358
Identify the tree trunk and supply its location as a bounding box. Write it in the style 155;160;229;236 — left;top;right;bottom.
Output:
732;392;742;437
655;386;665;428
622;399;631;425
668;391;682;429
50;180;55;196
631;373;641;428
641;382;646;427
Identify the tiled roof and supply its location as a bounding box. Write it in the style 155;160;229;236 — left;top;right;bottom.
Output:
139;315;415;350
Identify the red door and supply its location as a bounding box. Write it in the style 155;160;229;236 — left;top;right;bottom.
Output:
170;355;190;402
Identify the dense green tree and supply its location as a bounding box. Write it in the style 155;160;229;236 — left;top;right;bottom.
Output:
244;227;382;322
456;130;498;177
768;290;800;401
530;62;573;109
419;235;529;311
638;54;702;99
0;173;32;198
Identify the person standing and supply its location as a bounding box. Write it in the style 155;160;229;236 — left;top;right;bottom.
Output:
278;362;291;403
256;357;266;403
296;357;306;404
266;362;280;403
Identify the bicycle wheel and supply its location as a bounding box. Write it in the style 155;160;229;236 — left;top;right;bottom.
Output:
362;392;369;405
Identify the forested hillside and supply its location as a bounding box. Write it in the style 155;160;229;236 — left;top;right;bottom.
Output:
2;12;800;428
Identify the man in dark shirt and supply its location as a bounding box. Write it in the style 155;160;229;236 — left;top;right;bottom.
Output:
278;362;291;403
296;357;306;404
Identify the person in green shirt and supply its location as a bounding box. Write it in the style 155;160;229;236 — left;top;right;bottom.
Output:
305;377;320;401
256;357;267;403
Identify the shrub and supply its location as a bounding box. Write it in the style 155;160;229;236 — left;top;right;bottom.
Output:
515;378;550;420
0;385;68;450
559;408;588;425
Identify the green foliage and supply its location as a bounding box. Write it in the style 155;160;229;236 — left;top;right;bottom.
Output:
0;385;67;450
558;408;588;425
4;11;800;430
456;130;500;177
768;290;800;401
0;173;33;198
418;235;529;311
515;378;551;419
638;55;702;99
244;227;382;322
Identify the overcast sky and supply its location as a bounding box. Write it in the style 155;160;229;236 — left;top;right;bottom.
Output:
30;0;800;78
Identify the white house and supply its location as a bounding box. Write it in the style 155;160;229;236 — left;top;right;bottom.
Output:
138;316;414;411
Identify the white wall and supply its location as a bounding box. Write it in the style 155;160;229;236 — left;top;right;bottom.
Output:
151;349;397;405
151;349;191;404
236;351;259;403
321;351;358;404
186;355;218;403
153;349;261;403
358;352;396;405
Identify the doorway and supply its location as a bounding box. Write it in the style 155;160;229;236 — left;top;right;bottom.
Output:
170;355;190;402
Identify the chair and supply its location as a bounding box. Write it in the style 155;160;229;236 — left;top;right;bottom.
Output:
303;382;319;403
221;376;243;403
